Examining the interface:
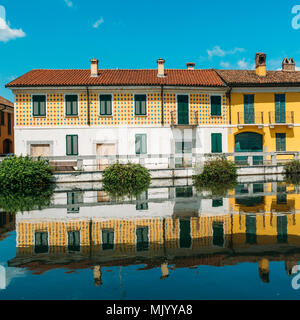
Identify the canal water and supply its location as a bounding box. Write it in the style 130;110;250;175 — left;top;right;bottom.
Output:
0;177;300;300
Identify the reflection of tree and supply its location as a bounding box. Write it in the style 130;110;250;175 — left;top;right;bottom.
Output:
0;186;54;213
194;180;237;197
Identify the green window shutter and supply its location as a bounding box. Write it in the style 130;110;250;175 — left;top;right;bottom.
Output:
212;199;223;207
244;95;254;124
68;231;80;251
211;96;222;116
135;95;147;115
276;133;286;152
34;232;48;254
66;135;78;155
135;134;147;155
246;215;257;244
136;227;149;251
275;94;286;123
33;95;46;116
99;95;112;115
277;215;288;244
102;229;114;250
7;113;11;135
65;95;78;116
211;133;222;153
179;219;192;248
213;223;224;247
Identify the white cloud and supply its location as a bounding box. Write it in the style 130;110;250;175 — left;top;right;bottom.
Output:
93;18;104;28
64;0;73;7
237;58;250;69
207;46;245;59
220;61;230;68
0;10;26;43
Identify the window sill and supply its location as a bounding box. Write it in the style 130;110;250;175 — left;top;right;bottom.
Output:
98;115;113;118
210;115;223;117
65;115;79;118
135;115;147;117
33;115;47;118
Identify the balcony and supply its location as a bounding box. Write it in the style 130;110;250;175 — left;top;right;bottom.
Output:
170;111;198;128
268;111;294;128
237;112;264;128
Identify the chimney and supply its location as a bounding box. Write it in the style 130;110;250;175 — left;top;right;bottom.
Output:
255;53;267;77
157;58;166;78
90;58;99;77
186;62;195;70
282;58;296;72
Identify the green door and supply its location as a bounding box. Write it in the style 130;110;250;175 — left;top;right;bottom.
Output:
177;95;189;125
244;95;255;124
275;94;286;123
235;132;263;165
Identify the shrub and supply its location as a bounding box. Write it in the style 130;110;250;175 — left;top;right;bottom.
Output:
0;187;54;212
0;156;54;193
284;160;300;175
102;162;151;198
193;156;238;196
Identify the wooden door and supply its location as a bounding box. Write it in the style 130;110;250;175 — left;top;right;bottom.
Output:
96;144;116;170
30;144;50;157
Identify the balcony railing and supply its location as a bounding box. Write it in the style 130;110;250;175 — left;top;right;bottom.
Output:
268;111;294;126
170;111;198;126
237;112;264;126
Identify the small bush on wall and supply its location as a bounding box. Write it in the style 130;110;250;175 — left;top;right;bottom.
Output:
102;162;151;198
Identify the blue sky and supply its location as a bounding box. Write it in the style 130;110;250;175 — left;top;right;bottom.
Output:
1;0;300;100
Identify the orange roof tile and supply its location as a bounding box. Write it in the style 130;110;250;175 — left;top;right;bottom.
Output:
0;96;13;108
5;69;226;88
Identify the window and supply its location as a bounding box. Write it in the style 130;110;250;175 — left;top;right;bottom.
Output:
0;111;4;125
277;183;287;205
32;95;46;116
176;187;193;198
277;215;288;244
68;231;80;252
212;199;223;208
211;95;222;116
66;135;78;156
136;191;148;211
179;219;191;248
99;94;112;116
34;232;48;254
102;229;114;250
135;134;147;155
67;192;81;213
136;227;149;251
276;133;286;152
175;140;192;168
246;215;256;244
211;133;222;153
244;95;255;124
275;94;286;123
7;113;11;135
134;94;147;116
65;95;78;116
212;223;224;247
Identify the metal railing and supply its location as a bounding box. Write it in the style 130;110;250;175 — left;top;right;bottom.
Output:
237;112;264;125
268;111;294;125
1;151;298;172
170;111;198;126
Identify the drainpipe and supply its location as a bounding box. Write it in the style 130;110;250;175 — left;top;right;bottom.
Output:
86;87;91;126
161;85;164;126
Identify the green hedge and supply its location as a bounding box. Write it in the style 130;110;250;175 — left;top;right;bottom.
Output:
102;162;151;198
193;156;238;196
0;156;53;193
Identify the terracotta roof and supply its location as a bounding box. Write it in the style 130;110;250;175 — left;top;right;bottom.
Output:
217;70;300;87
0;96;13;108
5;69;226;88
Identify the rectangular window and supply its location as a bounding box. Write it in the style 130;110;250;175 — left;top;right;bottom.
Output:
102;229;114;250
66;135;78;156
134;94;147;116
212;199;223;208
0;111;4;125
7;113;11;135
179;219;191;248
34;232;48;254
135;134;147;155
246;215;257;244
67;192;81;213
275;94;286;123
213;222;224;247
99;94;112;116
136;191;148;211
65;95;78;116
276;133;286;152
277;215;288;244
211;133;222;153
175;141;192;168
68;231;80;252
136;227;149;251
32;95;46;116
244;94;255;124
211;95;222;116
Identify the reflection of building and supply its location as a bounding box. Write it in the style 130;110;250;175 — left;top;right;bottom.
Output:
0;96;14;155
0;212;15;241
